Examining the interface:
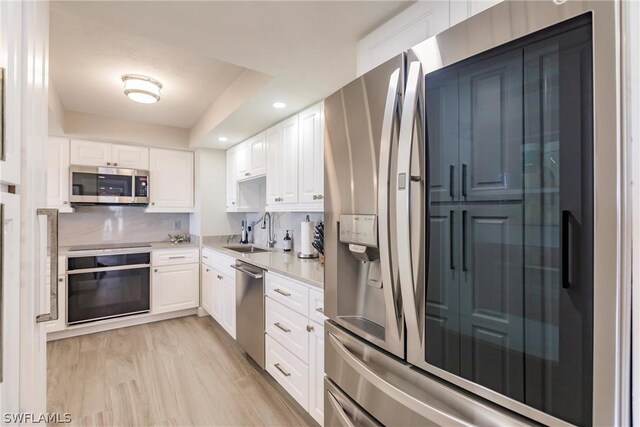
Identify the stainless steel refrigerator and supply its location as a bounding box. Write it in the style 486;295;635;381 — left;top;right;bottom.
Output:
323;1;621;426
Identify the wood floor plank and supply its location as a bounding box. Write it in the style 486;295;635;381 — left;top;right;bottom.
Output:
48;315;318;427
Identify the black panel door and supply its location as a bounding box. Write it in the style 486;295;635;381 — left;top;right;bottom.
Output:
459;50;523;202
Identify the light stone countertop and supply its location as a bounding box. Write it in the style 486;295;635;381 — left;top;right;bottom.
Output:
202;236;324;289
59;241;200;257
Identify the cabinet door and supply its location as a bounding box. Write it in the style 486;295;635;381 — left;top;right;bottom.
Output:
222;274;236;339
149;148;194;210
298;102;324;204
459;51;523;202
426;69;459;202
226;148;238;209
152;263;199;314
281;115;299;204
236;143;250;180
211;269;224;323
111;144;149;169
249;132;266;176
201;264;214;316
459;203;524;401
308;321;325;425
46;137;71;210
266;123;283;205
70;140;111;167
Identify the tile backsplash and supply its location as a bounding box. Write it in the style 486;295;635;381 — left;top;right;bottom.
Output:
245;212;324;253
59;206;190;247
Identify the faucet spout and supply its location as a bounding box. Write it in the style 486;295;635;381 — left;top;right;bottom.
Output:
263;212;276;248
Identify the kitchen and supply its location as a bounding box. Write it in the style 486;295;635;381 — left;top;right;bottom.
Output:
1;1;639;426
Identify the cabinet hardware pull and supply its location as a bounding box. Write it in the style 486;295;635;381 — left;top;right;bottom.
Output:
462;163;467;198
449;165;454;198
462;210;468;272
306;325;314;332
206;268;210;272
168;256;186;259
245;172;250;177
316;194;323;200
152;202;155;206
274;363;291;377
63;201;68;205
154;269;158;272
316;307;324;313
36;208;59;324
203;255;208;259
217;275;224;280
449;210;455;270
274;288;291;297
107;162;111;166
562;210;573;289
274;322;291;333
312;195;317;200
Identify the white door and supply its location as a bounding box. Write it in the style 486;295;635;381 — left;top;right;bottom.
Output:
226;148;238;209
266;123;282;205
148;148;194;211
111;144;149;169
281;115;299;204
152;263;200;314
46;137;71;211
70;139;111;167
249;132;266;176
201;264;214;316
308;321;325;425
222;273;236;338
298;102;324;204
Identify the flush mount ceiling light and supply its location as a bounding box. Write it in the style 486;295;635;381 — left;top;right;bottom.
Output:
218;136;228;142
122;74;162;104
272;101;286;109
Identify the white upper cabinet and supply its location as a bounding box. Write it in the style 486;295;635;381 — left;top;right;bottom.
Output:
46;137;72;213
266;123;283;206
111;144;149;169
236;132;266;180
298;102;324;205
148;148;194;212
70;140;112;167
70;140;149;169
266;115;299;208
226;147;238;210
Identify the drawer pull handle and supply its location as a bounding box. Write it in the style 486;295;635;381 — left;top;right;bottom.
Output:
203;255;209;259
274;288;291;297
169;256;186;259
274;363;291;377
274;322;291;333
316;307;324;314
217;275;224;280
306;325;314;332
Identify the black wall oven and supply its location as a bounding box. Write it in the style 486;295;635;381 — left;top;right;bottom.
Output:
67;251;151;325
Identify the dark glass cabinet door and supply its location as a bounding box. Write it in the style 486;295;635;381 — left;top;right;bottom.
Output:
424;16;593;426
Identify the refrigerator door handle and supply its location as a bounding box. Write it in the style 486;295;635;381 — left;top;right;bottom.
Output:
396;60;424;345
327;332;470;426
36;208;59;323
327;391;357;427
378;68;403;337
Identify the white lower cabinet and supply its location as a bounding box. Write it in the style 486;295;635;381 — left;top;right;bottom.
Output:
201;263;214;316
201;249;236;338
264;272;324;423
220;273;236;339
152;263;199;314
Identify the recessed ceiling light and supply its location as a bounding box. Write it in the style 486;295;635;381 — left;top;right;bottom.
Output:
219;136;228;142
272;102;286;109
553;0;567;4
122;74;162;104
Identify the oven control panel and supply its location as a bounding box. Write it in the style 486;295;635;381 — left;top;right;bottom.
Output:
135;176;149;198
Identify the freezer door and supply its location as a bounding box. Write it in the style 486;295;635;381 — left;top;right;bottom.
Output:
325;321;530;427
324;54;405;357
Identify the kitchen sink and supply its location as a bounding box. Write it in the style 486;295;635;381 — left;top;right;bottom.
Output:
224;245;269;254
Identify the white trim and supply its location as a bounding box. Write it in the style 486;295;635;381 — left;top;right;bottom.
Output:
47;308;197;341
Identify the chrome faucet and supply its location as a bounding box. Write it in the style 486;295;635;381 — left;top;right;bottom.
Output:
262;212;277;248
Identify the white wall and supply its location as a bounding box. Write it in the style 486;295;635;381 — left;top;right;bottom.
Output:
190;148;237;237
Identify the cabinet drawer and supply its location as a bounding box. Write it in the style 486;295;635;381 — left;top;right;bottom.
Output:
201;248;215;267
152;248;199;266
266;272;309;316
308;288;326;325
266;297;309;363
208;250;236;276
266;335;309;410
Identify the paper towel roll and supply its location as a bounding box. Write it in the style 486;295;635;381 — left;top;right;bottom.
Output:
300;220;315;256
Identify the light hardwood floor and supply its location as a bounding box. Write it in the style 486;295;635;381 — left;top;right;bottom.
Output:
47;315;318;427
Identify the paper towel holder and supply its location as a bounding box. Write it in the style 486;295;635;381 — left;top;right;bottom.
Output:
298;215;319;259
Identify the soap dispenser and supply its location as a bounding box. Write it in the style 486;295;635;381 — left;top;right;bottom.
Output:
283;230;292;252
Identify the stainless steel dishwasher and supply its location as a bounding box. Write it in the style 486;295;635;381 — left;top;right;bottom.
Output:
230;260;266;369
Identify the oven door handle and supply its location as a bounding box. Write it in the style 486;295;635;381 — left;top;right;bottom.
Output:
66;263;151;275
36;208;59;323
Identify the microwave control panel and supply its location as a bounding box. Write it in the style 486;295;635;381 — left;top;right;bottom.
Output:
339;214;377;247
135;176;148;198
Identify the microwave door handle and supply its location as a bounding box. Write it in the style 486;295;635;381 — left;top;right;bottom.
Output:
396;60;424;345
378;67;403;340
36;208;59;323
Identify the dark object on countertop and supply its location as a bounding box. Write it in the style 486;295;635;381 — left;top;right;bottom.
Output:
283;230;292;252
312;221;324;255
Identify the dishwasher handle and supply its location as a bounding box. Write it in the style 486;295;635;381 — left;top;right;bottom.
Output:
230;264;264;279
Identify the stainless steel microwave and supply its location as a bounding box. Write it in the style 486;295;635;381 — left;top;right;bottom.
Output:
69;165;149;205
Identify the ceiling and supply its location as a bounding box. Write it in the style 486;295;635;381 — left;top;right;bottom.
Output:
50;1;412;148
